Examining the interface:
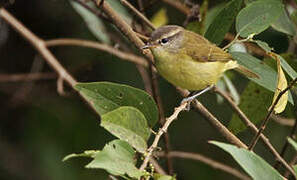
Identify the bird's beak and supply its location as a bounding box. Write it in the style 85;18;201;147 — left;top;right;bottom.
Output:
141;42;157;49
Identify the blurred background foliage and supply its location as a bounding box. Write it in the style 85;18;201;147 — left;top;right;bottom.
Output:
0;0;296;179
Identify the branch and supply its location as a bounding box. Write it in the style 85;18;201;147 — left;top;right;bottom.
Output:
149;157;167;175
139;102;188;170
161;0;190;14
0;8;102;116
271;115;295;126
249;78;297;150
45;38;149;67
157;151;251;180
176;87;247;149
119;0;156;30
0;72;56;82
94;0;154;63
214;86;297;178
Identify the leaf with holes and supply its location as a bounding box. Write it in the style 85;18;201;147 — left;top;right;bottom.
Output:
236;0;283;37
86;140;145;179
101;106;150;153
74;82;158;128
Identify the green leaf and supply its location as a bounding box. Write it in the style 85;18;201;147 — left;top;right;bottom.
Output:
154;173;176;180
271;6;296;36
70;1;111;44
86;140;145;179
204;3;226;35
210;141;284;180
101;106;150;153
279;55;297;80
204;0;243;45
288;137;297;152
254;40;274;52
231;52;277;92
231;52;294;104
229;82;272;134
236;0;283;37
75;82;158;128
63;150;100;161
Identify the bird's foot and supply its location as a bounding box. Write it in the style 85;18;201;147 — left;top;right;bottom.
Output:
180;85;214;111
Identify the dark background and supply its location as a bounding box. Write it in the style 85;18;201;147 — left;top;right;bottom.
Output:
0;0;295;179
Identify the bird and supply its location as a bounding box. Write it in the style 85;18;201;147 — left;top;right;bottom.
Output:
142;25;258;103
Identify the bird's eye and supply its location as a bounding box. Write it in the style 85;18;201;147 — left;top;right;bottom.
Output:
160;38;169;44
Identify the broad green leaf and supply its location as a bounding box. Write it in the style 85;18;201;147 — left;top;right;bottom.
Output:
204;0;243;45
288;137;297;152
151;8;168;28
154;173;176;180
254;40;297;80
254;40;274;52
229;82;272;134
279;55;297;80
86;140;145;179
70;1;110;44
75;82;158;127
63;150;100;161
236;0;283;37
231;52;278;93
210;141;284;180
204;3;226;35
101;106;150;153
270;55;288;113
231;52;294;105
271;6;296;36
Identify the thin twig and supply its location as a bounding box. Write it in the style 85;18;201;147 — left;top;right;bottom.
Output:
271;115;295;126
139;102;188;170
176;87;247;149
73;0;110;22
93;0;154;63
157;151;251;180
275;118;297;169
0;72;56;82
284;154;297;178
119;0;156;30
161;0;190;14
249;78;297;150
214;87;297;178
149;157;167;175
45;38;149;67
0;8;104;116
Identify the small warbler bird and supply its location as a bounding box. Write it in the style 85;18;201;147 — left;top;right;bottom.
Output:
142;25;258;101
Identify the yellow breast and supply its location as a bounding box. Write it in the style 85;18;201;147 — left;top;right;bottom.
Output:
153;50;237;90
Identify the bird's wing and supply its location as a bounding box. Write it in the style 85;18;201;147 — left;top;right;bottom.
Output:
182;31;232;62
183;43;232;62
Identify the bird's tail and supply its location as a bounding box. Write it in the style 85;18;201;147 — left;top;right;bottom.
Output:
234;65;259;79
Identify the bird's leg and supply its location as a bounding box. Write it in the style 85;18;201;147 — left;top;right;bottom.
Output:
181;85;214;110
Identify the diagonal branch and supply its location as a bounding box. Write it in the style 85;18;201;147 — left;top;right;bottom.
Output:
45;38;149;67
157;151;251;180
140;102;188;170
249;78;297;150
214;86;297;178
